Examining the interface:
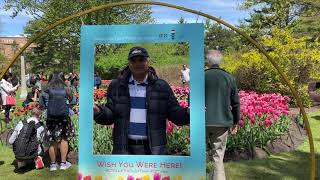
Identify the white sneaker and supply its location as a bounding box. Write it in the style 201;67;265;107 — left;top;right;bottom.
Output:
60;161;71;170
50;163;58;171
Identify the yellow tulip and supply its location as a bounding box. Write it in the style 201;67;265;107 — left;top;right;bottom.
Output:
94;175;103;180
142;174;150;180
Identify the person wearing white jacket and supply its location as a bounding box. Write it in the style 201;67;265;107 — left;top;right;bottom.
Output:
0;73;19;123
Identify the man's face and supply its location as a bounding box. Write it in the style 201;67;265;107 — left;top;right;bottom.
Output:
128;56;149;76
183;65;187;70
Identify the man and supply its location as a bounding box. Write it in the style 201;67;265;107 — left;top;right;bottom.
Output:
180;64;190;85
205;50;240;180
93;46;189;155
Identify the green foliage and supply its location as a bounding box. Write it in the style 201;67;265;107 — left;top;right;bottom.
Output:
4;0;153;74
292;0;320;37
93;124;113;154
222;27;320;106
204;19;242;52
95;43;189;79
224;111;320;180
0;52;6;62
69;116;78;152
166;127;190;156
0;143;77;179
227;116;291;152
0;52;8;75
239;0;320;38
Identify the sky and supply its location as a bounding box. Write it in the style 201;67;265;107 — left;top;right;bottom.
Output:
0;0;250;36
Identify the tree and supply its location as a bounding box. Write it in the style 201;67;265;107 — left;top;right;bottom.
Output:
204;19;242;52
0;52;6;70
239;0;320;38
178;17;186;24
4;0;153;74
292;0;320;37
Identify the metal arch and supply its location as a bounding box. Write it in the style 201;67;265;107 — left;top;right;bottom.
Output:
0;1;316;179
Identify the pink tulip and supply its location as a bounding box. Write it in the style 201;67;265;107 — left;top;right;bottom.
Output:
154;173;161;180
264;119;272;126
166;120;175;134
239;120;244;127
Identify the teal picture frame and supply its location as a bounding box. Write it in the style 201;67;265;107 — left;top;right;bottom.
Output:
79;24;205;179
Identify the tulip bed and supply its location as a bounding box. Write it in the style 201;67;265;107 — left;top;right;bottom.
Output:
3;85;292;157
89;85;291;156
228;91;291;153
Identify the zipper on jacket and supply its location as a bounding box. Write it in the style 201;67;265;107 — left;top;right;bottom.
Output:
146;84;153;152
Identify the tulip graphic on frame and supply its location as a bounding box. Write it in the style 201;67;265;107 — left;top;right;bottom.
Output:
94;175;103;180
154;173;161;180
83;176;92;180
117;176;124;180
173;176;182;180
127;175;134;180
78;173;83;180
142;175;150;180
162;177;170;180
136;178;142;180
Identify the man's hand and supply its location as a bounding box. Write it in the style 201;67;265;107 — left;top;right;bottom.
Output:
93;104;100;114
229;124;239;135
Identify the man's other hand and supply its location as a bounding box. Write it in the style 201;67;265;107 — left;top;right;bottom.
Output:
93;104;100;113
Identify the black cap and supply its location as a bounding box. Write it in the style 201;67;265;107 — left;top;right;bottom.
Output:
128;46;149;60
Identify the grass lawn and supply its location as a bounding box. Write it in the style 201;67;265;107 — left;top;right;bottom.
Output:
0;143;77;180
0;88;77;180
225;111;320;180
0;110;319;179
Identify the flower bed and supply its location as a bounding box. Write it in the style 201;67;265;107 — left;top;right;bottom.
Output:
3;86;292;157
228;91;291;153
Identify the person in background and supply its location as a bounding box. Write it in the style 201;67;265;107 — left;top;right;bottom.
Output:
68;72;79;93
205;50;240;180
94;72;102;89
27;74;37;88
1;73;19;123
180;64;190;86
23;86;40;107
40;73;75;171
9;108;45;169
10;74;19;87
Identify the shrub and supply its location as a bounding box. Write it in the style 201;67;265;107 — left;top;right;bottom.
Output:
221;27;320;107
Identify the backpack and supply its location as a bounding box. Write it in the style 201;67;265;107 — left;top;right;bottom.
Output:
13;121;42;160
47;88;69;120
